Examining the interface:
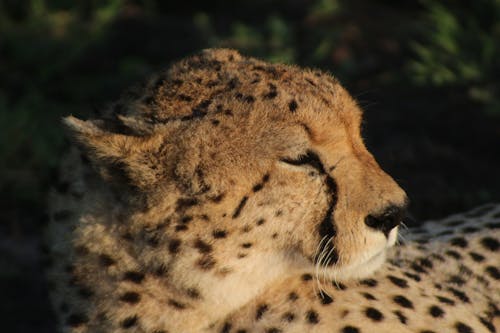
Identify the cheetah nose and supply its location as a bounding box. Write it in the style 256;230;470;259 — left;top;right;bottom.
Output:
365;205;406;237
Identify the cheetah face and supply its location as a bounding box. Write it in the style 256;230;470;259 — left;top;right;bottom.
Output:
65;49;407;289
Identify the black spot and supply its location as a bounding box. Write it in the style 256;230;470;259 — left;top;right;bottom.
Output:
256;218;265;226
447;287;470;303
227;77;239;90
263;83;278;99
120;292;141;304
462;226;479;233
178;94;193;101
361;292;376;300
318;292;333;305
66;313;88;327
411;262;428;273
244;95;255;103
176;198;199;211
197;255;216;270
365;307;384;322
404;272;421;282
241;243;252;248
282;312;295;322
481;237;499;251
333;282;347;290
256;304;269;320
266;328;282;333
450;237;468;248
123;271;145;284
455;322;473;333
213;230;228;238
288;292;299;301
211;193;225;203
207;80;219;88
342;326;360;333
181;216;193;224
192;99;212;118
187;288;201;299
121;315;138;328
211;119;220;126
478;316;496;333
387;275;409;288
194;239;213;254
429;305;444;318
448;275;466;286
306;310;320;324
221;322;232;333
469;252;485;262
393;295;414;309
168;299;186;309
175;224;188;232
445;250;462;259
252;183;264;192
232;196;248;218
436;296;455;305
485;266;500;280
418;258;433;269
360;278;378;287
393;310;407;324
169;239;182;253
302;273;313;281
305;78;317;87
262;173;270;183
288;100;298;112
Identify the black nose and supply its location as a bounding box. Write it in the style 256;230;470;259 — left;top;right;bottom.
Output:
365;205;406;237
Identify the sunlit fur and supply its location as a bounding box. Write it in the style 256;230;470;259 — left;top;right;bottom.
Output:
46;49;407;332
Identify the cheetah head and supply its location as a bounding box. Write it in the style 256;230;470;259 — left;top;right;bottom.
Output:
65;49;407;301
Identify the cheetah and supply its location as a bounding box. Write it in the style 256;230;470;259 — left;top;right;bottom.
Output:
45;49;499;332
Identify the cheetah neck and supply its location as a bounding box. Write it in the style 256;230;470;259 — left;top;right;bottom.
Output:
166;251;309;330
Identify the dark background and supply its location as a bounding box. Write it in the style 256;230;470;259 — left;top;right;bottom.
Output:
1;0;499;331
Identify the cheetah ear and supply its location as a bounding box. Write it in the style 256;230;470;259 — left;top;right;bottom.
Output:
63;116;161;189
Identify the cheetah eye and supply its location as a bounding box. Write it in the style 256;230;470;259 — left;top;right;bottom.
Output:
279;150;326;174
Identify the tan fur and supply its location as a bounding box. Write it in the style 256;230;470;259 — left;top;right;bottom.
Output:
45;49;497;333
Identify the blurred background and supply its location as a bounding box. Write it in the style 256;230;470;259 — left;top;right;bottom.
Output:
0;0;499;331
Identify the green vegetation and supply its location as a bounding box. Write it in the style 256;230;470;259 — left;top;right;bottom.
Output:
409;0;500;115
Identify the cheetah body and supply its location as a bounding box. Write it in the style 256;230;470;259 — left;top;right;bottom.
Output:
45;49;499;333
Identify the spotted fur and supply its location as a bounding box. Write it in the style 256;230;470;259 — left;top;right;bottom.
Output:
44;49;497;333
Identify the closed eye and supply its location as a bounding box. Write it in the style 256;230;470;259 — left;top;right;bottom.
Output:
279;150;326;174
